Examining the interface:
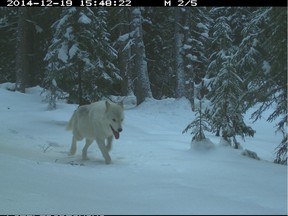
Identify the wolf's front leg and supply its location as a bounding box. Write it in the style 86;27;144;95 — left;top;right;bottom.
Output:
106;136;113;152
96;138;112;164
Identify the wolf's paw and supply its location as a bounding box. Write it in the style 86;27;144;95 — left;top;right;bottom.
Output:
105;159;112;164
68;151;75;156
82;156;90;160
69;148;76;155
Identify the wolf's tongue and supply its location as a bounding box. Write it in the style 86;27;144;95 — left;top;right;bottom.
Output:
111;125;120;139
113;130;120;139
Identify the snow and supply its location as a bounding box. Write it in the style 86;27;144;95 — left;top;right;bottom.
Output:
64;26;73;40
68;44;78;59
132;8;141;16
262;60;271;75
52;14;68;30
78;13;92;24
57;43;68;63
197;22;208;31
191;138;215;150
201;32;209;38
252;38;258;47
52;79;57;87
117;33;130;42
183;44;192;50
0;84;287;214
186;53;197;61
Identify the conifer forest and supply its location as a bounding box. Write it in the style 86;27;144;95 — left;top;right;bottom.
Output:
0;7;287;164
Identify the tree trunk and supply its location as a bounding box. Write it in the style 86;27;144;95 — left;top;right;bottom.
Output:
130;8;153;105
15;8;28;93
119;41;132;96
174;8;185;98
117;9;133;96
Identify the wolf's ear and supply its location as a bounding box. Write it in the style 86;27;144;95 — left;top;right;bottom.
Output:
105;101;110;112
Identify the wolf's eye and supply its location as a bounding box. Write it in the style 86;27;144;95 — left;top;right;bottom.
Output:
112;118;116;122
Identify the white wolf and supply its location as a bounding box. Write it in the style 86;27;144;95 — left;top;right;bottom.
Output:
66;100;124;164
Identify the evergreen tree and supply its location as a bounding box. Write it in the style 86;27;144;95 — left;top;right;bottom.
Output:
108;7;153;104
183;82;211;142
142;8;175;99
208;56;255;147
243;7;287;164
0;8;17;84
0;8;60;88
108;8;133;96
182;7;211;109
274;116;287;165
27;8;60;87
44;7;120;107
207;8;255;148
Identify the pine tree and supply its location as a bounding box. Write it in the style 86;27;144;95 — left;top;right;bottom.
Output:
0;8;59;88
0;8;18;84
44;7;120;107
274;116;287;165
142;8;175;98
26;8;59;87
243;7;287;164
108;8;133;96
207;8;255;148
208;57;255;147
182;7;211;109
182;82;211;142
109;7;153;104
42;78;67;110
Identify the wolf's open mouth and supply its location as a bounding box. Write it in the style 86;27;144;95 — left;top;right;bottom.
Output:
110;125;120;139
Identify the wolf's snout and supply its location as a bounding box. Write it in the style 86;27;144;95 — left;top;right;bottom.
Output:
118;128;123;133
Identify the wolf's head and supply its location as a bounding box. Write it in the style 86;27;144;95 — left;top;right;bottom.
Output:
105;101;124;139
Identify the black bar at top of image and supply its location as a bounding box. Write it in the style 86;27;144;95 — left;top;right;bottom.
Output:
1;0;287;7
133;0;287;7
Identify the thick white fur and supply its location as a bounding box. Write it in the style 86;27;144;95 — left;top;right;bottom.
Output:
66;100;124;164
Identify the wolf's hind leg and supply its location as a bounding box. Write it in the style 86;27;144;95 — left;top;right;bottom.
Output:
97;139;111;164
82;139;93;160
69;136;77;155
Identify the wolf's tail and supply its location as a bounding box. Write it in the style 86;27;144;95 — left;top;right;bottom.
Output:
66;111;76;131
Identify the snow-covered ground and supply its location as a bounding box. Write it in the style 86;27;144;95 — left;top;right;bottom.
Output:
0;84;287;214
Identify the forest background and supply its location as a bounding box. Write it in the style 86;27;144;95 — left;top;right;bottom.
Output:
0;7;287;164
